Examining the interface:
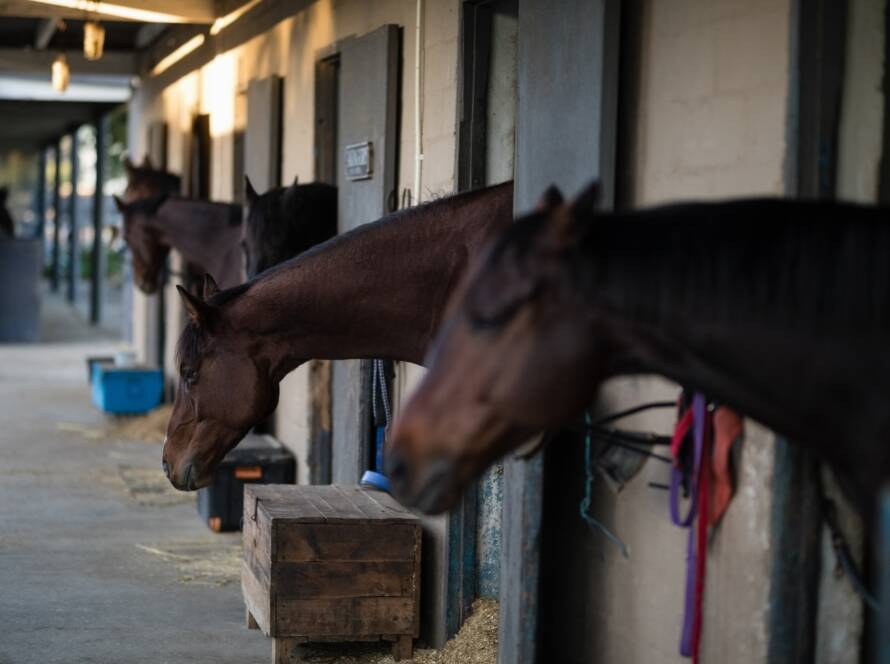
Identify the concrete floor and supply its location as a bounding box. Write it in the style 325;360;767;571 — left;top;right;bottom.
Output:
0;290;268;663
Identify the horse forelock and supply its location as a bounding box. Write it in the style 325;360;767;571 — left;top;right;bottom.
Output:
176;321;203;372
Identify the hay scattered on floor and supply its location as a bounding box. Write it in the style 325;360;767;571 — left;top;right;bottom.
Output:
57;405;172;444
415;599;498;664
118;464;192;507
294;599;498;664
106;405;172;443
136;539;241;587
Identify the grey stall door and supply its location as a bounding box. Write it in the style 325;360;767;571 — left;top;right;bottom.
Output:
331;24;399;484
244;75;283;192
499;1;619;663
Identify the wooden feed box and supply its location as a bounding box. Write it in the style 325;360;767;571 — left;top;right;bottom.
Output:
242;485;421;662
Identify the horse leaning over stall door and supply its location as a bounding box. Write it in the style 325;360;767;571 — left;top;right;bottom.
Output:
114;194;244;293
387;182;890;514
160;182;514;491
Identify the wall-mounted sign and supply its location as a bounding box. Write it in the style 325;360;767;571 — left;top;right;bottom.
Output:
345;141;373;181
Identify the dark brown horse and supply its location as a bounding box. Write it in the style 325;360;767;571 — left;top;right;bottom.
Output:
122;156;181;204
388;183;890;513
114;194;244;293
243;176;338;278
161;182;514;490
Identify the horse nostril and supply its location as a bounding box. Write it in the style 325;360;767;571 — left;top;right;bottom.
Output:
162;459;170;479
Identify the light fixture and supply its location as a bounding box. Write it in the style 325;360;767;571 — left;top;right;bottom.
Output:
83;21;105;61
52;54;70;92
151;34;205;76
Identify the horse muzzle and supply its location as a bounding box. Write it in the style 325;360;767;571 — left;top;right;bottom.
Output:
166;458;210;492
386;452;461;514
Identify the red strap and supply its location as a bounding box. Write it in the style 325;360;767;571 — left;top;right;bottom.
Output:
710;407;743;526
671;406;694;460
691;417;711;663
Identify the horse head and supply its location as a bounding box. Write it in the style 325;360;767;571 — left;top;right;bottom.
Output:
113;193;171;294
243;175;338;278
162;275;280;491
122;155;180;203
387;181;612;513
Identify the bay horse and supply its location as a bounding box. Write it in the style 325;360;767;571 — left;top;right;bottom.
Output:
243;176;337;278
161;182;514;491
114;194;244;293
387;182;890;514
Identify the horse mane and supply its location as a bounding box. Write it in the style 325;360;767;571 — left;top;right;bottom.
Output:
571;198;890;329
474;197;890;332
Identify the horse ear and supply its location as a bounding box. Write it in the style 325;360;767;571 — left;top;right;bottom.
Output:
245;176;258;204
535;185;564;212
292;175;299;187
571;180;601;216
142;155;154;170
122;156;135;175
0;187;7;203
202;274;220;300
177;285;213;327
113;195;127;213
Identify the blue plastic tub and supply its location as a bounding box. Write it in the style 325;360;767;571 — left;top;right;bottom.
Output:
91;364;163;414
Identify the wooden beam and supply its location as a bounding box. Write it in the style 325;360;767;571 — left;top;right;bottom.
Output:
0;49;137;76
0;0;217;23
139;0;316;94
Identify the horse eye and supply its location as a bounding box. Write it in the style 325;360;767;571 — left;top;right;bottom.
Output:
184;369;199;385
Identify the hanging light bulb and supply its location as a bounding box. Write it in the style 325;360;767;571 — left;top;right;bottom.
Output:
83;21;105;61
52;54;70;92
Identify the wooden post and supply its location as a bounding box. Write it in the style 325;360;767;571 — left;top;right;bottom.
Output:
66;129;79;304
878;489;890;664
90;116;107;325
50;142;61;292
34;147;46;242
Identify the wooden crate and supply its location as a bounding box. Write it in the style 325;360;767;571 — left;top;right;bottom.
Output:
242;485;421;662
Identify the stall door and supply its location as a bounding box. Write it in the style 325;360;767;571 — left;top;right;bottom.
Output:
500;1;619;663
331;25;399;484
244;76;283;193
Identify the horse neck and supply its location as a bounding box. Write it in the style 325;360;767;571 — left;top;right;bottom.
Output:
227;182;514;381
585;199;890;446
154;198;243;288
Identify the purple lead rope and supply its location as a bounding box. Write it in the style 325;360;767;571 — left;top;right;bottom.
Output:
669;393;707;657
